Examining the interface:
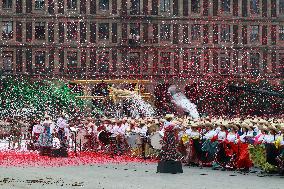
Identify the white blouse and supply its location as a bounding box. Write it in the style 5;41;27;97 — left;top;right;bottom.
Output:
263;134;278;143
204;130;216;140
227;133;237;143
190;131;200;139
217;131;227;141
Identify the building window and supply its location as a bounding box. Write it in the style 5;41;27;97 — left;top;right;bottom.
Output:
191;0;200;14
67;51;77;72
67;22;77;40
280;0;284;15
250;25;259;42
2;21;13;40
219;53;230;74
220;25;230;42
280;26;284;41
2;51;13;72
35;51;45;72
35;22;45;40
2;0;12;9
160;0;170;12
128;52;140;74
67;0;77;9
190;52;200;74
98;23;109;40
99;0;109;11
250;53;260;75
160;24;171;40
130;0;140;15
279;53;284;76
191;24;201;41
160;52;171;74
129;23;140;44
221;0;230;13
250;0;259;14
35;0;45;9
98;51;109;73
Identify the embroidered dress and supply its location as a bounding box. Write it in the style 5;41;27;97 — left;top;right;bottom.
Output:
39;121;53;147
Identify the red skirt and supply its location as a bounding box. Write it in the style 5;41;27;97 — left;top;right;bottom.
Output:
234;143;253;169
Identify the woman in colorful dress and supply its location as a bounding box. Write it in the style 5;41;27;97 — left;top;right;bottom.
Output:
212;122;227;169
185;122;201;166
236;123;253;171
39;115;54;148
201;122;218;166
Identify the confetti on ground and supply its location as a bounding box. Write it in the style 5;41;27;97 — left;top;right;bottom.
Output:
0;151;157;167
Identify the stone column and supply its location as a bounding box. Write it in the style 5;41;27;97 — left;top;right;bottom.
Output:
0;0;2;13
86;20;90;44
54;0;59;13
11;50;16;74
54;48;59;73
22;48;27;73
178;0;183;16
200;50;205;74
54;21;59;44
0;48;3;71
64;48;67;70
77;49;81;68
208;50;213;72
31;49;35;70
86;49;90;76
267;0;271;17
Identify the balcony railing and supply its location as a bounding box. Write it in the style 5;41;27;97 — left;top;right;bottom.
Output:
128;38;141;46
119;8;150;17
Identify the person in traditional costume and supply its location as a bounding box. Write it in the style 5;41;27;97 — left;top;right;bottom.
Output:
221;123;239;170
125;119;143;157
108;119;120;155
39;115;55;151
185;122;201;166
8;116;22;150
85;117;97;150
32;119;44;146
235;122;253;171
215;122;232;170
96;118;112;151
264;125;279;167
201;121;218;167
240;122;254;144
64;124;71;148
133;120;148;159
249;123;278;173
115;119;128;155
56;113;68;143
175;119;187;159
275;124;284;174
160;121;181;161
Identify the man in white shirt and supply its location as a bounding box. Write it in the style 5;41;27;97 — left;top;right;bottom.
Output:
57;116;68;143
110;120;119;137
32;121;44;143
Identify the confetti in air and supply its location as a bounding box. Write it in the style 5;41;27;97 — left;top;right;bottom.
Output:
126;93;156;118
168;85;200;119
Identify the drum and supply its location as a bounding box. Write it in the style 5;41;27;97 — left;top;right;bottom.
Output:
150;132;163;150
126;132;142;148
98;130;111;146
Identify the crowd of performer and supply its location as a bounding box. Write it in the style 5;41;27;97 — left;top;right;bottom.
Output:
0;113;283;174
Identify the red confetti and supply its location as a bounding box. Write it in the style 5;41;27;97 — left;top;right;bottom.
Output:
0;151;157;167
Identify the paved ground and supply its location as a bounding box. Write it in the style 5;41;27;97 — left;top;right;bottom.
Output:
0;163;283;189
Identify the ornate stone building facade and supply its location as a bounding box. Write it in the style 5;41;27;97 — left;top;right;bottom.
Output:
0;0;283;84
